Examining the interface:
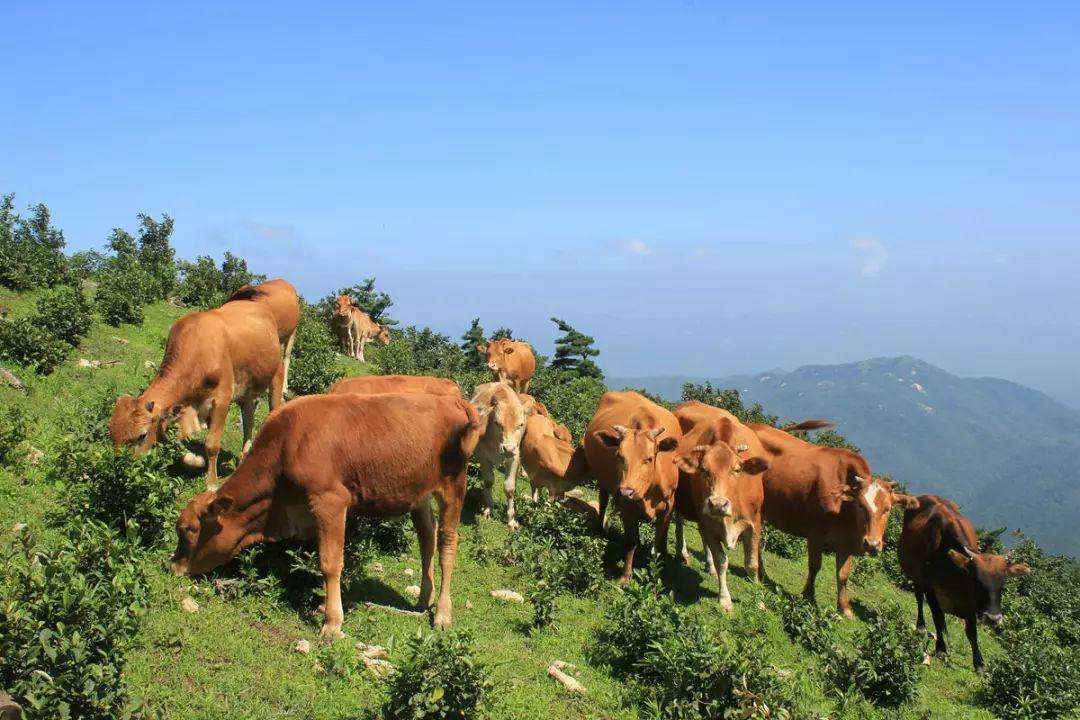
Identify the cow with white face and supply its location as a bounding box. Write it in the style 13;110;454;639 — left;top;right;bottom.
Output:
747;420;919;617
470;382;531;529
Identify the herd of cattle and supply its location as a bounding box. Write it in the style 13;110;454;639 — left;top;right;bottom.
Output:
108;279;1030;670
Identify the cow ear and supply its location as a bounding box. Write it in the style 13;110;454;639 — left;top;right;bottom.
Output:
741;456;769;475
675;453;700;474
504;346;514;354
657;436;679;452
1007;563;1032;577
597;429;622;448
892;492;919;509
947;549;972;568
205;495;234;521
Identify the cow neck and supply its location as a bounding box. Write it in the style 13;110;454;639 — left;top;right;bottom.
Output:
217;455;276;542
138;373;187;417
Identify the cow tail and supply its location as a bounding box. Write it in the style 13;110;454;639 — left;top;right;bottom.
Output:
781;419;835;432
456;398;482;458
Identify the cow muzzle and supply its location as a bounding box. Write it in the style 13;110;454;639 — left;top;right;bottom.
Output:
981;611;1004;627
170;560;189;576
619;487;639;502
862;539;883;555
704;495;732;517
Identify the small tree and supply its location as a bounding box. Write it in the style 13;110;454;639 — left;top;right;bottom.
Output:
549;317;602;379
680;382;778;425
135;213;177;301
491;326;514;340
0;196;69;290
317;277;396;326
461;318;487;370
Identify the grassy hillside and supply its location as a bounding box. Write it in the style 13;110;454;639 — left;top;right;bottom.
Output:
614;357;1080;556
0;294;1040;719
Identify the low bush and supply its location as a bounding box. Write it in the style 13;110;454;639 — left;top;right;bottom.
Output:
0;315;68;373
382;630;493;720
981;609;1080;720
590;569;683;676
1004;535;1080;647
528;367;606;442
774;593;838;656
830;605;926;708
96;262;152;326
0;197;70;291
761;524;805;559
0;522;150;720
289;304;344;395
36;284;94;347
504;495;605;595
316;638;364;681
0;405;28;465
529;580;556;631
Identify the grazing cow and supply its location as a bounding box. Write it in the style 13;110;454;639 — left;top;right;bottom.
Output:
349;307;390;363
228;279;300;392
110;298;283;490
470;382;530;529
171;393;480;636
520;413;591;500
583;391;682;582
480;338;536;392
748;421;919;616
899;495;1030;671
328;374;461;398
671;402;770;611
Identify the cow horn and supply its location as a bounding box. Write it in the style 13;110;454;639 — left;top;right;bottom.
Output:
961;545;976;559
692;445;710;454
854;475;869;485
612;424;629;438
736;443;750;452
649;427;665;439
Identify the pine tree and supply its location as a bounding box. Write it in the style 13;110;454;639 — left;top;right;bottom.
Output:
550;317;602;379
491;327;514;340
461;318;487;369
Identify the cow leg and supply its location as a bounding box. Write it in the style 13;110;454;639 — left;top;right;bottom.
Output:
653;508;673;561
281;330;296;395
835;551;854;618
965;617;984;672
802;541;823;603
927;590;948;656
268;360;285;411
915;590;926;631
674;515;691;565
358;337;367;363
433;483;464;629
702;526;733;612
743;524;761;582
313;497;348;640
478;461;495;519
411;500;437;610
203;394;230;491
503;452;520;530
618;508;640;584
597;489;611;533
178;406;207;470
239;398;257;457
704;543;716;576
521;378;531;393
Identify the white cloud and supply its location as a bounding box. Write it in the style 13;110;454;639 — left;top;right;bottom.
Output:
619;238;652;255
851;237;888;278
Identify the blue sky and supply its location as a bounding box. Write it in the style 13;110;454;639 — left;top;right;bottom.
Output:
3;2;1079;405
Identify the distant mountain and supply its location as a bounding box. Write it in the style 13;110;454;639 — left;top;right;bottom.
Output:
610;357;1080;556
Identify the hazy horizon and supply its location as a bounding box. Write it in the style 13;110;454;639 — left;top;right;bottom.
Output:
4;2;1078;406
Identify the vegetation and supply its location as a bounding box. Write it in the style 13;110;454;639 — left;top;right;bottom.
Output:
289;303;346;395
549;317;602;379
381;631;493;720
0;195;69;290
178;252;265;308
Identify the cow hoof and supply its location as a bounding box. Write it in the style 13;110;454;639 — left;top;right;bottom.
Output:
319;625;345;642
507;519;520;531
182;452;206;469
720;598;734;613
481;508;492;519
679;552;691;566
205;482;220;492
433;613;452;630
840;608;855;620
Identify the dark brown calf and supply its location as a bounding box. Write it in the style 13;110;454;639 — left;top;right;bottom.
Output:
171;393;480;636
899;495;1030;670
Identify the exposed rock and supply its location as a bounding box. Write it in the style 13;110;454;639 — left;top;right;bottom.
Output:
370;561;384;573
402;567;414;577
180;597;200;613
294;639;312;654
362;656;394;678
76;358;101;369
143;360;156;370
490;589;524;604
111;336;130;345
356;642;388;660
465;599;473;610
363;601;424;617
404;585;421;599
0;367;25;391
24;447;44;466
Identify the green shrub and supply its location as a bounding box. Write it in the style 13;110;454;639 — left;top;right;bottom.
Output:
590;569;683;676
981;610;1080;720
830;605;926;708
382;630;493;720
0;522;149;720
0;196;70;291
504;495;605;595
529;367;606;442
1005;535;1080;647
0;405;28;465
775;594;838;656
316;638;364;681
289;304;344;395
761;524;805;559
51;434;188;547
177;252;264;308
0;315;68;373
529;580;556;631
36;284;94;346
96;262;152;326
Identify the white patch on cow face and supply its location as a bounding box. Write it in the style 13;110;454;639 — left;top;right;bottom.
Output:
863;482;883;514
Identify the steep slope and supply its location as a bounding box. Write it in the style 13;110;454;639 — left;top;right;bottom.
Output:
613;357;1080;555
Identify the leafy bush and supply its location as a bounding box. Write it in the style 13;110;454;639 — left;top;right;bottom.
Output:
590;570;683;676
289;303;345;395
96;261;152;326
680;382;779;425
0;405;28;465
51;434;188;547
382;630;493;720
503;495;605;595
0;315;68;373
177;252;264;308
36;284;94;346
830;605;926;708
761;524;805;559
774;594;838;656
528;367;607;443
529;580;556;631
0;196;69;290
0;522;149;720
981;610;1080;720
1004;534;1080;647
316;638;365;680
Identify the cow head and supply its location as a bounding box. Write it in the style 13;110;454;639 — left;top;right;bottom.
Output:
171;491;250;576
109;395;167;455
945;545;1031;626
475;385;529;457
481;338;515;374
844;474;919;554
376;324;391;344
675;438;768;520
333;295;352;319
596;424;679;519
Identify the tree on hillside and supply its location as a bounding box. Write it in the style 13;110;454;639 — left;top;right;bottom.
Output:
317;277;396;326
681;382;778;425
178;251;265;307
461;318;487;370
491;327;514;340
550;317;602;379
135;213;177;301
0;195;69;290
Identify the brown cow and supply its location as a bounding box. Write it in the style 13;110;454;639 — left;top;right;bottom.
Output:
110;297;283;490
480;338;536;392
171;393;480;636
331;295;355;355
899;495;1030;671
331;296;391;362
520;413;591;500
470;382;530;529
671;402;770;611
328;374;460;398
583;391;682;582
228;279;300;392
519;394;571;443
748;421;919;616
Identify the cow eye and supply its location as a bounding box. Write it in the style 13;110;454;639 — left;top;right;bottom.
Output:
137;431;148;442
733;466;742;474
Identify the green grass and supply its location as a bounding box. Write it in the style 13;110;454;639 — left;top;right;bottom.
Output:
0;293;1004;719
